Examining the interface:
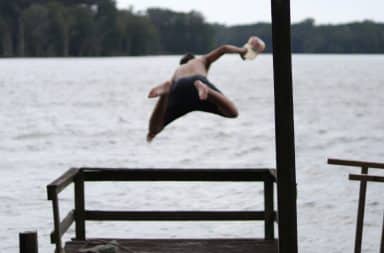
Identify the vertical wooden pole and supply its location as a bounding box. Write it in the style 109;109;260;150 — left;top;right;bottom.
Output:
264;178;275;240
75;170;86;240
270;0;298;252
380;212;384;253
354;166;368;253
19;231;38;253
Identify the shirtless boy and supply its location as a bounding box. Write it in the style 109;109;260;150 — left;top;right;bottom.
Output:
147;37;265;142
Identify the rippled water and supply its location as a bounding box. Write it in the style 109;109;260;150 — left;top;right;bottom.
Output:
0;55;383;252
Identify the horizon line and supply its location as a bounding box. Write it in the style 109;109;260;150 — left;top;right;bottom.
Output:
116;5;384;27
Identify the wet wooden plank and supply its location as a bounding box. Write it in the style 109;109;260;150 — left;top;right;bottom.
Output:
65;239;278;253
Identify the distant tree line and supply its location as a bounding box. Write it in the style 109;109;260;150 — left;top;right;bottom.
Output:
215;18;384;54
0;0;383;57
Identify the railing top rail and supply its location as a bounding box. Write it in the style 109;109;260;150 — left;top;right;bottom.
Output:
79;168;276;182
47;168;80;200
46;168;276;200
80;168;274;171
328;158;384;170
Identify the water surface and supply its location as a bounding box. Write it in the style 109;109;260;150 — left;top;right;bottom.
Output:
0;55;383;252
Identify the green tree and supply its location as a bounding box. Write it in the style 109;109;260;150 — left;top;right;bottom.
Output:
46;2;72;56
0;19;12;56
292;18;316;52
117;10;160;55
147;8;214;54
213;22;272;52
22;4;52;56
95;0;120;56
68;5;97;56
2;2;384;57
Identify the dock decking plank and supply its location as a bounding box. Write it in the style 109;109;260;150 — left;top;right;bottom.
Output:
65;239;278;253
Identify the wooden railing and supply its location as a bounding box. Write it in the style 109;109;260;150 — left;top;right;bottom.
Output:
328;158;384;253
47;168;277;253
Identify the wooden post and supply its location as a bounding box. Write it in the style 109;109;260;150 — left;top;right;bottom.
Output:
19;231;38;253
381;212;384;253
354;166;368;253
270;0;298;252
51;196;62;253
75;170;86;240
264;178;275;240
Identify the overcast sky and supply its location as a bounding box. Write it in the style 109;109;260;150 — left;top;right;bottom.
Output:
116;0;384;25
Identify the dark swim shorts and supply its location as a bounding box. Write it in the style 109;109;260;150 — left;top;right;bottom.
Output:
163;75;223;127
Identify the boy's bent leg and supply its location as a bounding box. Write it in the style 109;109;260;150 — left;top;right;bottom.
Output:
194;80;238;118
147;94;169;142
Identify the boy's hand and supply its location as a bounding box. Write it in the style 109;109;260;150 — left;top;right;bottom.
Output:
240;48;248;60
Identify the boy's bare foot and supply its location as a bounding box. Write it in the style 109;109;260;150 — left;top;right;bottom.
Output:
148;86;167;98
147;132;156;143
194;80;209;100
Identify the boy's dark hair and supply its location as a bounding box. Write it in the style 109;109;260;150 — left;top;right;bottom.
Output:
180;53;195;65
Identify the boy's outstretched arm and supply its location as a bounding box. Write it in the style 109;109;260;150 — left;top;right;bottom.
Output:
203;45;247;69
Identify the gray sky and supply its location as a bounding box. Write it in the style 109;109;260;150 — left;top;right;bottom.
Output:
116;0;384;25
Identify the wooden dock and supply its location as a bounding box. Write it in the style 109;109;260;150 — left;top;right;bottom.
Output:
46;168;278;253
65;239;277;253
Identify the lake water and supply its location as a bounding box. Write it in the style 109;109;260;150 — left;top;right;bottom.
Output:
0;55;383;252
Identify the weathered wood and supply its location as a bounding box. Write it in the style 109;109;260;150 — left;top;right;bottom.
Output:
381;213;384;253
271;0;298;251
51;196;62;253
348;169;384;253
354;167;368;253
19;231;38;253
264;179;275;240
349;174;384;183
65;239;278;253
269;169;277;182
330;159;384;252
328;158;384;170
75;171;86;240
85;210;269;221
47;168;79;200
50;210;75;243
82;168;272;182
47;168;277;251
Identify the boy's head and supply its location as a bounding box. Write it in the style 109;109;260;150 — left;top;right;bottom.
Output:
180;53;195;65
